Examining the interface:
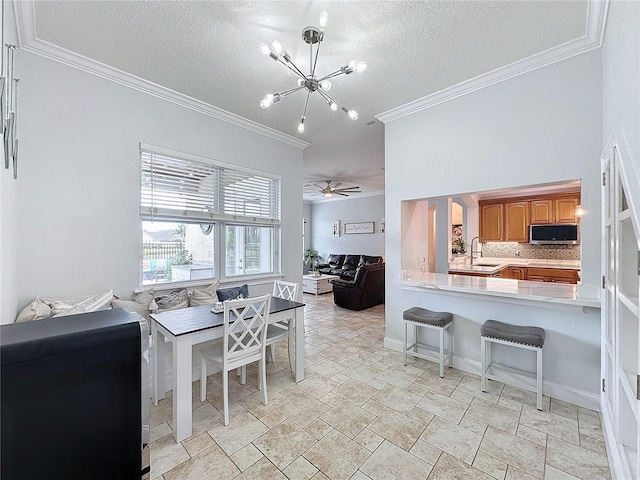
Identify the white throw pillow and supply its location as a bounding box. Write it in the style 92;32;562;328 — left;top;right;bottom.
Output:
154;290;189;313
112;291;154;321
189;281;220;307
51;289;114;317
15;297;52;322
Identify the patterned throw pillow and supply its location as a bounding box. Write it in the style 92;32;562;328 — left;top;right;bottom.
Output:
51;289;114;317
15;297;52;322
154;289;189;313
189;281;220;307
216;284;249;302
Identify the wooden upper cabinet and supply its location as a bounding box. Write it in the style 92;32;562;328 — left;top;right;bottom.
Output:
530;199;554;224
530;195;580;224
555;196;580;223
480;203;503;241
505;201;530;242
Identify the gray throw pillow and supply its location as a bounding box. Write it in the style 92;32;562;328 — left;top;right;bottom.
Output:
216;284;249;302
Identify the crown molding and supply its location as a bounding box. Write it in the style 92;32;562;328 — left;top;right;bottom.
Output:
304;190;385;204
376;0;609;124
13;1;310;151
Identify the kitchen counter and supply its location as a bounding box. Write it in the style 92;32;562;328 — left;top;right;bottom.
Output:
399;271;599;311
448;257;580;275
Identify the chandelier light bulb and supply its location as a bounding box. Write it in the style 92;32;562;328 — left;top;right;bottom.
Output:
348;60;357;70
297;79;305;87
319;11;329;28
271;40;283;55
348;110;359;120
297;117;305;133
320;80;331;91
258;42;271;55
330;101;338;111
356;61;367;73
259;99;269;109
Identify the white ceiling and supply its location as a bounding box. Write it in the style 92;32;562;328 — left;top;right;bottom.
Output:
16;1;594;200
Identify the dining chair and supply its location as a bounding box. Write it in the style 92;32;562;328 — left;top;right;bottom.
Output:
200;294;271;426
265;280;298;372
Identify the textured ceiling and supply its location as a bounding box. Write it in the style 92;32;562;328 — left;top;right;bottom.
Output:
27;1;589;200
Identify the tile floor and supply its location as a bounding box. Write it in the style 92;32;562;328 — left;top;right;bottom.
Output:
149;293;611;480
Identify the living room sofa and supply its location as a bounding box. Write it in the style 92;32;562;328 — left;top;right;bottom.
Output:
329;263;385;310
318;254;383;280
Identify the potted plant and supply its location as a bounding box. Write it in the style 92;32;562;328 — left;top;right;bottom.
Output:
454;238;467;254
303;249;322;276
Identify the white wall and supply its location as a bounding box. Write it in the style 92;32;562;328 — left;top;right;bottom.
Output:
384;50;603;400
309;194;385;262
602;0;639;180
1;51;304;323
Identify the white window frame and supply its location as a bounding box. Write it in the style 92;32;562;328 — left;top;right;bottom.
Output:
139;144;282;288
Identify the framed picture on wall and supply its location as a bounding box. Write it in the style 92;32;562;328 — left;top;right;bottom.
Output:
345;222;375;234
332;220;340;237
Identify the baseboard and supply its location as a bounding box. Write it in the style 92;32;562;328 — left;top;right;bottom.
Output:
384;336;599;410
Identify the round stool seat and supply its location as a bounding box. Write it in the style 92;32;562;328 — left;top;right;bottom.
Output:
403;307;453;328
481;319;545;348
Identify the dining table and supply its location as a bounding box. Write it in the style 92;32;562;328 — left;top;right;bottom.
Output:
150;296;305;442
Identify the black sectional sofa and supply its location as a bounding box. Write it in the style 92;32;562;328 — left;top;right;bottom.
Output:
330;263;385;310
317;254;383;280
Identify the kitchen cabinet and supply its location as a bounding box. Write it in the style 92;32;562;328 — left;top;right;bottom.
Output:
525;267;579;284
505;202;530;242
480;204;503;241
530;195;580;224
507;266;526;280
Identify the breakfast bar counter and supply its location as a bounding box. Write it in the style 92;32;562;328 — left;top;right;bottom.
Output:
399;272;600;311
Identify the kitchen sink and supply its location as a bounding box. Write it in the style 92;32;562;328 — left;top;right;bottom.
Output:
475;264;500;268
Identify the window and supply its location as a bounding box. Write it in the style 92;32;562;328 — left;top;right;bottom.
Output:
140;145;281;286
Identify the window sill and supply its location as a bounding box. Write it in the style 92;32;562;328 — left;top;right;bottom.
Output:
135;273;285;295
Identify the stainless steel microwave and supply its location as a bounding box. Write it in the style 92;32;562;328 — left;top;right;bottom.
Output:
530;224;579;245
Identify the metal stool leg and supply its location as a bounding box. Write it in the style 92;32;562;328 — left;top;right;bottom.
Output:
480;336;487;392
448;323;453;369
438;326;445;377
536;347;543;410
403;320;408;366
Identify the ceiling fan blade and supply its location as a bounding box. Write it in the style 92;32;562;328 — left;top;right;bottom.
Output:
334;192;349;196
334;188;361;193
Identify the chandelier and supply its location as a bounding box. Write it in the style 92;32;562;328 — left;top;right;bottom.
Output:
258;11;366;134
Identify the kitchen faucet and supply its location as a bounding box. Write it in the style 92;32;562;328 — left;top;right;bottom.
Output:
470;236;483;266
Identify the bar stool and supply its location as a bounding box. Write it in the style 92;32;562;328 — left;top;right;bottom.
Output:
480;319;545;410
403;307;453;377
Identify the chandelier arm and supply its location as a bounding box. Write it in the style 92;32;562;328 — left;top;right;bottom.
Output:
317;89;344;110
277;57;307;80
311;36;322;77
316;70;347;82
301;90;311;120
278;85;306;98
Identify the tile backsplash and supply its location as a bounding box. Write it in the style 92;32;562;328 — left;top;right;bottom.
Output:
482;242;580;261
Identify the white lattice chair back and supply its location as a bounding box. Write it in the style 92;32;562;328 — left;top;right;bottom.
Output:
223;294;271;367
272;280;298;301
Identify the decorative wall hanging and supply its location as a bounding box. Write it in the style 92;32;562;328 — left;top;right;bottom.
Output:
332;220;340;237
345;222;374;234
2;43;19;179
380;218;385;234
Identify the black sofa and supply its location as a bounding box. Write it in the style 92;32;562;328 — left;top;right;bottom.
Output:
318;254;383;280
330;263;385;311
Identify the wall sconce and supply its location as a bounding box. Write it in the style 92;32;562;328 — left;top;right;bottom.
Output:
380;218;385;234
576;205;583;218
2;44;19;179
332;220;340;237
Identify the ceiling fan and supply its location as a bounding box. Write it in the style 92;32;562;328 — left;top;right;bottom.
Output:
305;180;361;198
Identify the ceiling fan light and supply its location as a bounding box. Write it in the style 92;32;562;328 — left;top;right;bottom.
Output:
324;192;333;198
319;11;329;28
320;80;331;91
348;109;359;120
271;40;283;55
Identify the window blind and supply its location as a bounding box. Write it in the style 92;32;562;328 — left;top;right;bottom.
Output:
140;149;281;224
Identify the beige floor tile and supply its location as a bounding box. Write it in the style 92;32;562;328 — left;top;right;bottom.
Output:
354;428;385;452
233;457;288;479
579;433;607;456
416;391;469;424
458;375;505;400
320;401;376;438
374;366;421;389
516;424;547;447
501;385;550;412
372;384;422;413
428;452;495;480
308;358;347;377
473;450;508;479
303;429;371;480
450;387;475;405
266;369;298;392
332;379;380;406
282;456;319;480
350;471;373;480
360;440;432;479
344;363;387;383
498;394;525;413
506;465;538;480
362;398;387;415
577;411;604;440
296;375;341;398
479;426;546;479
345;350;385;366
420;416;482;464
546;436;611;480
544;464;581;479
238;387;289;418
182;432;215;457
466;397;521;434
230;443;264;471
304;418;333;440
150;397;174;428
205;378;254;410
318;391;343;407
459;414;488;435
409;438;442;466
252;419;318;470
163;443;239;480
367;408;427;451
208;411;269;455
278;393;331;428
182;402;223;437
260;409;288;428
409;372;460;397
407;405;436;426
549;399;579;421
150;422;172;442
149;434;190;478
519;405;580;445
